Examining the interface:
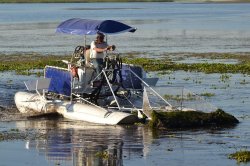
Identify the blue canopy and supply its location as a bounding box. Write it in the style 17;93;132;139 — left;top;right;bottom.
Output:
56;18;136;35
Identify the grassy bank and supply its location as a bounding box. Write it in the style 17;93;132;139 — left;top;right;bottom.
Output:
0;0;172;3
149;109;239;129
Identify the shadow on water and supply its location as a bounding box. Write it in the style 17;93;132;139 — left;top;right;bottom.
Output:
0;106;247;166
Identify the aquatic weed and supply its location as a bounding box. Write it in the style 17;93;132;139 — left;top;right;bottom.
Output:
163;93;196;101
10;128;19;132
0;0;174;3
6;79;13;84
95;151;110;160
0;133;3;141
220;73;231;83
183;77;191;81
239;79;249;85
0;54;69;75
123;57;250;74
229;150;250;163
2;54;250;75
0;129;46;142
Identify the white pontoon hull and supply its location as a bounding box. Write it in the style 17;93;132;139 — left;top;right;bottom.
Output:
14;92;137;125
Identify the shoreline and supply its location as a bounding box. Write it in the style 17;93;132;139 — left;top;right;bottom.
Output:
0;0;250;3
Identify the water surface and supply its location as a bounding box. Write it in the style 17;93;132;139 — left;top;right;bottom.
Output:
0;3;250;55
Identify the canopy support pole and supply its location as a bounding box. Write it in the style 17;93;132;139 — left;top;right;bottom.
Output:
102;69;121;110
129;69;172;107
84;35;86;47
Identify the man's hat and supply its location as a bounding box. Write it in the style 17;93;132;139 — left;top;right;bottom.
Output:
97;32;105;38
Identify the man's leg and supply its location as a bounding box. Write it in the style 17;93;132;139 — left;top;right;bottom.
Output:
93;58;104;79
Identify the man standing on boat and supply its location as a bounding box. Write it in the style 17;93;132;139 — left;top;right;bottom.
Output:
90;33;114;78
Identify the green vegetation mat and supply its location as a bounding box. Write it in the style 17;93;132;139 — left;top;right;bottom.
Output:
123;57;250;74
0;54;70;75
1;53;250;75
229;150;250;163
0;0;172;3
1;0;250;3
0;128;46;142
149;109;239;129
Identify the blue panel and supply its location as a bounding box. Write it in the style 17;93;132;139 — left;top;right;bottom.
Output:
121;65;142;90
56;18;136;35
45;67;71;96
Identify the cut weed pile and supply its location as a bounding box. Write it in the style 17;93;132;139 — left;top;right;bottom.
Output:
229;150;250;163
149;109;239;129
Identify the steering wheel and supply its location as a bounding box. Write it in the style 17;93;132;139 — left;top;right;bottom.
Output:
73;46;85;59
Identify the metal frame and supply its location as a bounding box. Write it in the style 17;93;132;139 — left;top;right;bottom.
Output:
128;68;172;107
